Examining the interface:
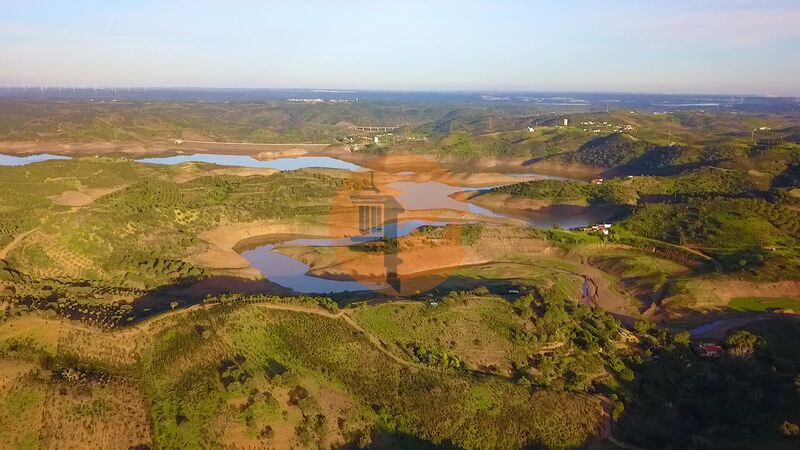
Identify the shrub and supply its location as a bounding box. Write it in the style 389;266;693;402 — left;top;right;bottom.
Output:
725;330;765;357
674;331;691;346
780;421;800;438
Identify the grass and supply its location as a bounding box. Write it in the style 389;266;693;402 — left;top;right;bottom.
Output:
742;316;800;364
352;295;533;374
0;159;347;326
0;296;612;449
728;297;800;312
0;383;44;450
1;103;799;449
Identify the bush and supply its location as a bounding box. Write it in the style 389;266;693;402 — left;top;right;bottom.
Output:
634;320;655;336
612;401;625;420
674;331;691;346
780;421;800;438
725;330;765;357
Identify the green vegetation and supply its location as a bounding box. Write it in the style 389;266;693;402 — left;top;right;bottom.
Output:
353;285;629;393
614;318;800;449
1;295;612;449
0;158;346;326
617;198;800;278
565;133;651;168
1;103;799;449
494;179;634;205
728;297;800;312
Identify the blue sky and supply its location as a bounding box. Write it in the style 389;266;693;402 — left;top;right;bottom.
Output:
2;0;799;94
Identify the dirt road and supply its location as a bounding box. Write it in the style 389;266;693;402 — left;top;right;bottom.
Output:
0;229;35;260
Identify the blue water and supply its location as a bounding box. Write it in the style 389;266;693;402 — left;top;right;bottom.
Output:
277;220;457;248
241;244;386;294
241;219;466;294
509;173;572;181
0;154;71;166
137;154;363;171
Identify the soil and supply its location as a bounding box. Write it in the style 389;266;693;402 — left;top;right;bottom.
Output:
49;186;127;207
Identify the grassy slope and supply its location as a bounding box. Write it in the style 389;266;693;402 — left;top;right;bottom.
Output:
0;159;347;326
727;297;800;313
0;298;607;449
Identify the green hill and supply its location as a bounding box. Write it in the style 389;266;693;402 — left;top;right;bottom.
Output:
566;133;651;168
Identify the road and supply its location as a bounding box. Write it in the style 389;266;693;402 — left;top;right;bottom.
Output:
0;228;35;260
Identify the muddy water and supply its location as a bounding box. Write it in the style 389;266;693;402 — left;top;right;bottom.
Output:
387;180;623;229
482;203;628;229
241;176;623;294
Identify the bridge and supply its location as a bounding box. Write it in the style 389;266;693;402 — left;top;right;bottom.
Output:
350;125;400;132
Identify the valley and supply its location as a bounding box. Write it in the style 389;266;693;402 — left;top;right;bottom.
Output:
1;98;799;449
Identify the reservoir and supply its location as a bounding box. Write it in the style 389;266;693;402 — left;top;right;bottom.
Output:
136;154;364;171
0;153;71;166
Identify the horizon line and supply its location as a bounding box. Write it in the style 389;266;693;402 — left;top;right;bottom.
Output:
1;85;799;99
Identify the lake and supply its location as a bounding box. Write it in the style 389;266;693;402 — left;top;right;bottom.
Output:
136;154;364;171
0;153;71;166
239;219;456;293
238;168;619;294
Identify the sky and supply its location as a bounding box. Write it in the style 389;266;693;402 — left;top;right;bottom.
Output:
2;0;800;95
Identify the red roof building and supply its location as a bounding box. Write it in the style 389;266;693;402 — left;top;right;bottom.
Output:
696;343;723;358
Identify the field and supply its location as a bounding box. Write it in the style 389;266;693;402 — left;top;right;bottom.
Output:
727;296;800;312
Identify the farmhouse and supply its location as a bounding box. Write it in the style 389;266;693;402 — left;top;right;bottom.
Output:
695;343;724;358
580;223;612;235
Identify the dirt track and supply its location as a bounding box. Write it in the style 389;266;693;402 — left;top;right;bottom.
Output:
0;228;35;260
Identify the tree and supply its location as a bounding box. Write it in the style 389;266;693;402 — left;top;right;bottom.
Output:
725;330;765;357
634;320;654;336
612;401;625;420
780;421;800;438
620;368;635;382
674;331;691;346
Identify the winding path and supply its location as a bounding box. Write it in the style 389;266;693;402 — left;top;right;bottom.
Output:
254;302;421;370
0;228;35;260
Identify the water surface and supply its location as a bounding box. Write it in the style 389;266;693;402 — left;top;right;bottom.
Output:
491;204;627;229
137;154;363;171
0;154;71;166
240;219;461;293
387;181;506;219
241;244;386;294
508;173;572;181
